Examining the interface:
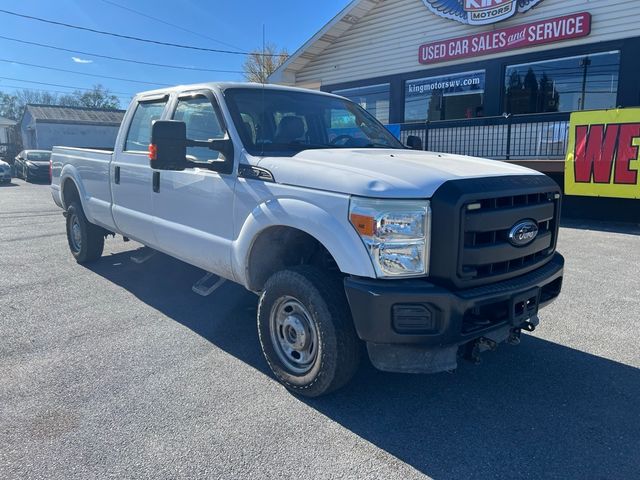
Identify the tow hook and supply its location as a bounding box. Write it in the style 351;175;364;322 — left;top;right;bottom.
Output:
521;314;540;332
507;328;521;346
464;336;497;365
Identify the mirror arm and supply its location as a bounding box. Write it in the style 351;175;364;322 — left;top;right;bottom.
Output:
185;138;234;163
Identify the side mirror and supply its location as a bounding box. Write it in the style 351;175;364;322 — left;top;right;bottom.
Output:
149;120;188;171
406;135;423;150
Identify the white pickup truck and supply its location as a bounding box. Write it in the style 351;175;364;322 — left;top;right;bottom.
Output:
51;82;564;396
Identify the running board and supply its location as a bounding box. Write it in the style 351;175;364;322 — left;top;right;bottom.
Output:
130;247;156;264
192;272;226;297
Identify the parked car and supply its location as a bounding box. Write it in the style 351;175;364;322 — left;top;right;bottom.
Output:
14;150;51;183
0;159;11;184
51;82;564;397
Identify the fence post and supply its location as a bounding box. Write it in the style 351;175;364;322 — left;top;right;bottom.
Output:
504;113;512;160
424;120;429;151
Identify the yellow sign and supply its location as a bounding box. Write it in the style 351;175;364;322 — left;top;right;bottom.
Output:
565;108;640;199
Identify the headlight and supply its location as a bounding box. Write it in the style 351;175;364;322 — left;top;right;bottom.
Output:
349;197;430;278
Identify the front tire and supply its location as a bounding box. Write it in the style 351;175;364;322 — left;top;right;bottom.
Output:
257;266;361;397
66;201;104;263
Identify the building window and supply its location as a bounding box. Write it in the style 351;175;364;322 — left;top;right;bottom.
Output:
332;84;390;124
404;70;485;122
505;51;620;114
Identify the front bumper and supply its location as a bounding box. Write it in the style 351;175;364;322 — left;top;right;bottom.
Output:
344;252;564;349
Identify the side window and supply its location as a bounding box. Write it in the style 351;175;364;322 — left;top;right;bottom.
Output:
330;108;357;129
273;112;308;144
125;100;167;152
173;96;225;162
327;108;364;143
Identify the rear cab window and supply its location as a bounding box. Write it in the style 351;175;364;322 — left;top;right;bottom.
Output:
27;152;51;161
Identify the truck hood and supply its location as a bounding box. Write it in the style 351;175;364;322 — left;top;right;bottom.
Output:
257;149;543;198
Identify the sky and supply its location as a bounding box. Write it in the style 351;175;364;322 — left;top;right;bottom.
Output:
0;0;349;108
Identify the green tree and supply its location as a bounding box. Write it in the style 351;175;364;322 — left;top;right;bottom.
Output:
242;43;289;84
0;92;20;120
69;85;120;109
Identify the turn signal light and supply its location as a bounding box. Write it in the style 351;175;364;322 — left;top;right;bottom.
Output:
350;213;375;236
148;144;157;160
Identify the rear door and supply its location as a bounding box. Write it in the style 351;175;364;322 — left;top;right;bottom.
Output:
111;96;168;246
151;90;236;278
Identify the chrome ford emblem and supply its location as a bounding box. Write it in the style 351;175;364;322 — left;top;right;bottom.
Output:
508;220;539;246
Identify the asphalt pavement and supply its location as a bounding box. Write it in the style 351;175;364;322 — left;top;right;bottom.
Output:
1;179;639;479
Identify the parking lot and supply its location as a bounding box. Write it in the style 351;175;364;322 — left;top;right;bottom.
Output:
1;179;639;479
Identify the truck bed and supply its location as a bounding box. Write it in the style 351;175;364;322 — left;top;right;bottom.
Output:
51;146;116;231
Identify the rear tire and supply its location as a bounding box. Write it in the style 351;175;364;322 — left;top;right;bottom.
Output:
257;266;361;397
66;201;104;263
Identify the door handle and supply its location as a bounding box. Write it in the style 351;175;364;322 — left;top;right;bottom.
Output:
114;166;120;184
152;171;160;192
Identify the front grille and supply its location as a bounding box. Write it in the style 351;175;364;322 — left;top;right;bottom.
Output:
460;191;559;282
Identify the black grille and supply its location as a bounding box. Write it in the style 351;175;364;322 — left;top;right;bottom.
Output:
429;174;562;289
460;191;558;282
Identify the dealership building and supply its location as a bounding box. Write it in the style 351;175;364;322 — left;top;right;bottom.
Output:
270;0;639;177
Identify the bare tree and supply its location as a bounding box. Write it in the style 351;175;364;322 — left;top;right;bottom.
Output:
0;84;121;121
15;89;60;107
242;43;289;84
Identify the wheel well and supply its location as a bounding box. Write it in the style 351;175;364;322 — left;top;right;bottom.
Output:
247;226;339;292
61;178;80;210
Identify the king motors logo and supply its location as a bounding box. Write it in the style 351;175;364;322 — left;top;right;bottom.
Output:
423;0;545;25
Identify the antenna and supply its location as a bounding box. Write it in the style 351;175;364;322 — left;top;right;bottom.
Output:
260;23;266;156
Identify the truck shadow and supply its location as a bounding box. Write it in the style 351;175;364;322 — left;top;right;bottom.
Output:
88;250;640;479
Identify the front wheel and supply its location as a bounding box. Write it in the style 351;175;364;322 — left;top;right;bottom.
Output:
66;201;105;263
257;266;361;397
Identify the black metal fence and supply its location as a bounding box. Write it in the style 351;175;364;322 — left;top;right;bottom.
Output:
399;112;570;160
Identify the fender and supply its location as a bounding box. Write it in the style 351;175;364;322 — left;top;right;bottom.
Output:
232;197;376;288
59;165;92;221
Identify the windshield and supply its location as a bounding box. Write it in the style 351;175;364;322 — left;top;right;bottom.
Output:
224;88;404;155
27;152;51;161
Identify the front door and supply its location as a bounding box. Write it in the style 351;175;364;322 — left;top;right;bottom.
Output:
111;96;168;247
151;91;236;279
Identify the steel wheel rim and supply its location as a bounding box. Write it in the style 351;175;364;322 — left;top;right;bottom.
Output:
69;214;82;252
269;296;319;375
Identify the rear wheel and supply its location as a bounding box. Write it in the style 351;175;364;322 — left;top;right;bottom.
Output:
66;201;104;263
257;266;361;397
